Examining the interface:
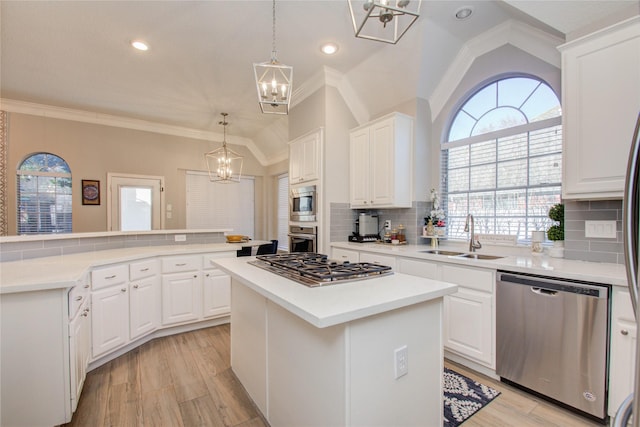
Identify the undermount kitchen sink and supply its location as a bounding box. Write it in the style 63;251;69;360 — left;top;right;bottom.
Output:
455;253;504;260
420;249;465;256
420;249;504;260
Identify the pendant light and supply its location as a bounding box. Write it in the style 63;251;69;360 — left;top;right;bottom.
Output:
253;0;293;115
204;113;243;183
348;0;422;44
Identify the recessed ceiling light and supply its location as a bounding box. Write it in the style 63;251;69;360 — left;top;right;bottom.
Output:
131;40;149;51
455;7;473;20
321;43;339;55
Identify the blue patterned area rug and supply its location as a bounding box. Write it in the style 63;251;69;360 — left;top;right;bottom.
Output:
444;368;501;426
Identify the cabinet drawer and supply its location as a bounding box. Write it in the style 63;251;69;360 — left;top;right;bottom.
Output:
332;248;360;263
613;288;634;322
68;280;90;318
441;264;494;293
161;255;202;274
130;259;159;281
397;258;438;280
91;264;129;290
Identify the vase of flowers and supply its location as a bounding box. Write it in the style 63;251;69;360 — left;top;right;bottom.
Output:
424;189;446;236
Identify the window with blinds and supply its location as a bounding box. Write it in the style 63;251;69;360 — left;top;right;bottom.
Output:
185;171;255;237
441;76;562;242
17;153;72;234
277;174;289;251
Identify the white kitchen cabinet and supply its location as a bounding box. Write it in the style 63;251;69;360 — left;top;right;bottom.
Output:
129;275;161;340
69;297;91;413
349;112;413;208
560;17;640;199
91;283;130;358
162;271;202;325
397;257;439;280
331;247;360;263
203;269;231;318
129;259;160;340
289;128;321;184
608;287;637;417
441;264;495;368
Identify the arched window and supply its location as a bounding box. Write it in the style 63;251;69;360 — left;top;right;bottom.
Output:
17;153;72;234
441;76;562;241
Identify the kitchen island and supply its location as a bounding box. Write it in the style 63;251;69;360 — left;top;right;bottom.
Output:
213;256;458;427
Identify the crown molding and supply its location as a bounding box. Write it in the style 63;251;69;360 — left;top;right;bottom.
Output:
0;98;275;166
429;20;564;120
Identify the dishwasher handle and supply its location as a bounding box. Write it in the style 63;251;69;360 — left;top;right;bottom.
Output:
531;287;557;297
497;272;608;299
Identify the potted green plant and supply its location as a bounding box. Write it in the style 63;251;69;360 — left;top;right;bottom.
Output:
547;203;564;258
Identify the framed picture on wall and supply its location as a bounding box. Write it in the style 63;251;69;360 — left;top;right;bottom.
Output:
82;180;100;205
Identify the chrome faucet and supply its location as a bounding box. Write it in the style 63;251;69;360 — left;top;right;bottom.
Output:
464;214;482;252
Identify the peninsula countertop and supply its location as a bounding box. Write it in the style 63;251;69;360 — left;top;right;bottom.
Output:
213;256;458;328
0;242;269;294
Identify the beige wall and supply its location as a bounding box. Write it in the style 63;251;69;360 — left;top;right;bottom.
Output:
7;113;270;235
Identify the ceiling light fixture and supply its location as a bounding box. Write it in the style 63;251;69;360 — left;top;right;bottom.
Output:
348;0;422;44
321;43;339;55
253;0;293;115
455;7;473;20
131;40;149;51
204;113;243;184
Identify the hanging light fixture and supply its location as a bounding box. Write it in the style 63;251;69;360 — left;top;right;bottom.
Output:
348;0;422;44
253;0;293;115
204;113;243;184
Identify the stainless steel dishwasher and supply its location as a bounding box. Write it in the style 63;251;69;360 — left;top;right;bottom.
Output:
496;271;610;422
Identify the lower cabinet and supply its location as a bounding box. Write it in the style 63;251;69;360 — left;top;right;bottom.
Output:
91;284;130;359
69;298;91;413
609;287;637;417
331;247;360;263
129;275;161;340
162;271;203;325
203;269;231;318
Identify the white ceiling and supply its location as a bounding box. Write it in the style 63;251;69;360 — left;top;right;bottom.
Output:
1;0;638;164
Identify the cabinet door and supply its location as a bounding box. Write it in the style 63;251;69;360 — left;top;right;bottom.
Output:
203;269;231;318
69;300;91;413
443;287;493;366
161;271;202;326
350;128;371;207
91;285;129;358
609;288;637;416
129;275;161;340
289;131;320;184
369;118;395;206
562;19;640;199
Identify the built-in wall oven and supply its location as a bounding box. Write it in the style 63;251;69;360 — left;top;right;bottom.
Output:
288;225;316;253
290;185;316;222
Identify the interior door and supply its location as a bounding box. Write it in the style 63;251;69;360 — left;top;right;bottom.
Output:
108;174;163;231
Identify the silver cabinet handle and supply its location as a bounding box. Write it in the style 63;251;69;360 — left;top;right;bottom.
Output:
193;274;198;278
206;273;210;277
133;284;139;289
176;263;187;266
621;329;629;336
140;267;149;272
105;275;117;279
121;288;127;292
82;311;89;317
84;284;90;289
75;296;83;301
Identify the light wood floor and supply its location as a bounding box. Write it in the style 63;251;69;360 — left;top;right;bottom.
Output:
64;324;602;427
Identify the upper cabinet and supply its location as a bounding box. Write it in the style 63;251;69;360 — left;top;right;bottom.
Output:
289;130;321;185
349;112;413;208
560;17;640;199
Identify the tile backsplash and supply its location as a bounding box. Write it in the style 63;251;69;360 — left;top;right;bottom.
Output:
332;199;626;265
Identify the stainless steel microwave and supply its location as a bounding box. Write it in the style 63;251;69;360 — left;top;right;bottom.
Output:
290;185;316;222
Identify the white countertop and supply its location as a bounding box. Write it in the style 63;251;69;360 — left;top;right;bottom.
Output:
0;242;269;294
331;241;628;287
213;257;458;329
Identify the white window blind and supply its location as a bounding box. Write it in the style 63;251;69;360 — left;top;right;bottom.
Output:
186;171;255;237
277;174;289;251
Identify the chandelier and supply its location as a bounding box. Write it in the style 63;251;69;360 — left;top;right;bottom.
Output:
204;113;243;183
348;0;422;44
253;0;293;115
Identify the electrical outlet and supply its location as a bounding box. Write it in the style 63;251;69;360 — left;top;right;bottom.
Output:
384;220;391;230
174;234;186;242
394;345;408;379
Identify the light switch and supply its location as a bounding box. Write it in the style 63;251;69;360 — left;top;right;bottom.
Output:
585;220;617;239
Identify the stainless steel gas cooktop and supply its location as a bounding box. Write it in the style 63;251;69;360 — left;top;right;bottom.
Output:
248;253;393;287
